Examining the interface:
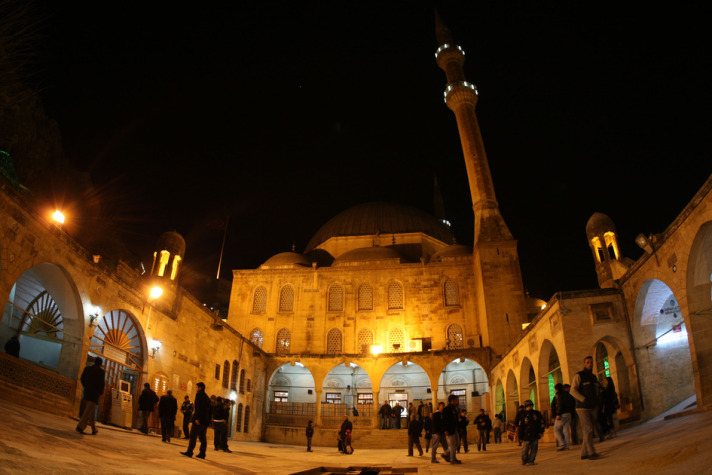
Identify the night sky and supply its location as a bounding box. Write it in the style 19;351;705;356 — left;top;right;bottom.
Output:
35;1;711;301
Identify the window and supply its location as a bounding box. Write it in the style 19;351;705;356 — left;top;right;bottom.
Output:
604;232;619;260
388;327;405;353
222;360;230;388
387;281;403;310
231;360;239;390
274;391;289;402
252;286;267;313
326;393;341;404
239;369;246;393
215;364;221;380
170;255;181;280
276;328;291;355
236;404;243;432
357;328;374;354
444;280;459;306
279;285;294;312
247;379;252;392
328;283;344;311
447;324;464;349
250;328;264;348
327;328;342;354
357;393;373;405
157;250;170;277
451;388;466;408
358;283;373;310
152;374;168;395
243;406;250;433
591;237;604;262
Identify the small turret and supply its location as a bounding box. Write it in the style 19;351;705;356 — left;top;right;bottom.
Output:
586;213;630;288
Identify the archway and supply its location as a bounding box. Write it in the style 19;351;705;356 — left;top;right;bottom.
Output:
538;339;563;410
437;358;489;413
495;379;506;419
505;369;519;422
519;357;537;409
322;362;373;426
379;361;431;426
266;362;316;425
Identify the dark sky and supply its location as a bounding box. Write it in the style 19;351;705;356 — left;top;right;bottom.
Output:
37;1;711;300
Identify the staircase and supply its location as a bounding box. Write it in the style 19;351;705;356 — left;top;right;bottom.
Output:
352;428;408;449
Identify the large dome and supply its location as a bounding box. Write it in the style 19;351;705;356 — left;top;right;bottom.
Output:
306;202;454;252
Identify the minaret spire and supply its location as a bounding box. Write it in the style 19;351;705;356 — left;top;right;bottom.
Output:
435;12;511;243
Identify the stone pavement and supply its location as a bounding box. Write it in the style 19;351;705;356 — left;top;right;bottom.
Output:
0;397;710;474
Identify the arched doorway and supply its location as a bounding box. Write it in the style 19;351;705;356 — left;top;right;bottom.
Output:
322;363;373;426
380;362;431;427
266;362;316;426
437;358;488;413
538;339;563;411
519;358;537;409
495;380;506;419
505;370;519;422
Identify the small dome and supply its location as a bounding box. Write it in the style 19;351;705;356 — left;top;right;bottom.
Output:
260;252;311;269
586;212;616;238
333;246;403;266
430;244;472;262
156;231;186;257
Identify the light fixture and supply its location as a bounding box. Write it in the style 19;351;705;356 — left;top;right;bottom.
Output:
370;345;383;356
150;340;162;357
635;234;654;254
52;210;65;224
150;286;163;300
229;390;238;401
89;306;101;327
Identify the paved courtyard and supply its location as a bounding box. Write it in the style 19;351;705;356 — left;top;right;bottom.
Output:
0;398;710;474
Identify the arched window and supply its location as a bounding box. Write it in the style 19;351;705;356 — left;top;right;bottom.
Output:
276;328;291;355
236;403;243;432
357;328;374;354
222;360;230;388
388;327;405;353
279;285;294;312
250;328;264;348
252;286;267;313
447;323;464;349
230;360;239;390
595;342;610;382
358;283;373;311
444;280;460;306
239;369;246;393
327;328;342;354
244;405;250;433
328;283;344;311
387;281;403;310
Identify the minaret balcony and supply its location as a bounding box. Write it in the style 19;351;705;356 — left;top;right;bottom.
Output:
443;81;478;106
435;43;465;60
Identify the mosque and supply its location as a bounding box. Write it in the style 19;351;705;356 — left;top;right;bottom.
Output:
0;14;710;447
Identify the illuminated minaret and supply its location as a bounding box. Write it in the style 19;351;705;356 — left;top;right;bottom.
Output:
435;12;527;354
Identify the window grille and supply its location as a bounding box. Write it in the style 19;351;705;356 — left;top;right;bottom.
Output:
358;283;373;310
230;360;239;390
387;281;403;309
357;328;374;354
250;328;264;348
236;404;243;432
222;361;230;388
328;283;344;311
388;327;405;353
326;393;341;404
447;324;464;349
327;328;343;354
279;285;294;312
244;406;250;433
357;393;373;404
252;286;267;313
247;379;252;392
215;364;221;380
444;280;460;306
274;391;289;402
276;328;291;355
239;369;246;393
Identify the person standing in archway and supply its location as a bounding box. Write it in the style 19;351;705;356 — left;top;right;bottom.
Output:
158;389;178;443
570;356;601;460
138;382;159;434
76;357;105;435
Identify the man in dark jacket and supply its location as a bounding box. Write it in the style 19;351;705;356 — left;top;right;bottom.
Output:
379;402;392;429
517;400;545;466
76;357;105;435
392;402;404;429
407;414;423;456
430;402;449;463
181;382;212;459
551;383;576;451
306;420;314;452
138;382;159;434
570;356;601;460
339;416;353;454
442;395;462;464
180;395;193;439
158;389;178;442
474;408;492;452
212;396;229;452
457;409;470;453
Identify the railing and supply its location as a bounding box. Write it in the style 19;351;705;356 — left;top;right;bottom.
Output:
0;352;76;400
266;402;376;428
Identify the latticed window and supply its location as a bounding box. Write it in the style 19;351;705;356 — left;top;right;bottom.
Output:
388;327;405;353
328;283;344;311
236;403;243;432
327;328;343;354
222;360;230;388
252;286;267;313
447;324;464;349
247;379;252;392
358;283;373;310
250;328;264;348
279;285;294;312
239;369;246;393
444;280;459;306
387;281;404;310
358;328;374;354
244;406;250;433
230;360;239;390
276;328;291;355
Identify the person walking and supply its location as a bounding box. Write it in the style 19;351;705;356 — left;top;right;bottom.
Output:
407;414;424;456
138;382;159;434
514;405;525;445
212;396;228;452
570;356;601;460
221;399;232;452
492;413;504;444
158;389;178;442
430;402;449;463
474;408;492;452
564;384;579;444
517;400;545;466
457;409;470;453
75;356;105;435
306;420;314;452
181;382;212;459
180;395;193;439
601;376;619;438
423;413;433;452
443;395;462;464
392;402;404;429
551;383;576;451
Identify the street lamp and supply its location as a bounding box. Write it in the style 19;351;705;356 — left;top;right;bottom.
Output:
150;286;163;299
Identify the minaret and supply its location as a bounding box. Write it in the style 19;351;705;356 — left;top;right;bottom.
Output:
586;212;631;288
435;11;527;355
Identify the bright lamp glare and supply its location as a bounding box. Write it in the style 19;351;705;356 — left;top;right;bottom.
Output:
53;210;65;224
150;286;163;299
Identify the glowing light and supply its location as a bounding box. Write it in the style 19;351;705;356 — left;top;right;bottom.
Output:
522;323;531;330
150;286;163;299
229;390;238;401
53;210;65;224
370;345;383;356
658;325;687;345
541;304;547;310
435;44;465;59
